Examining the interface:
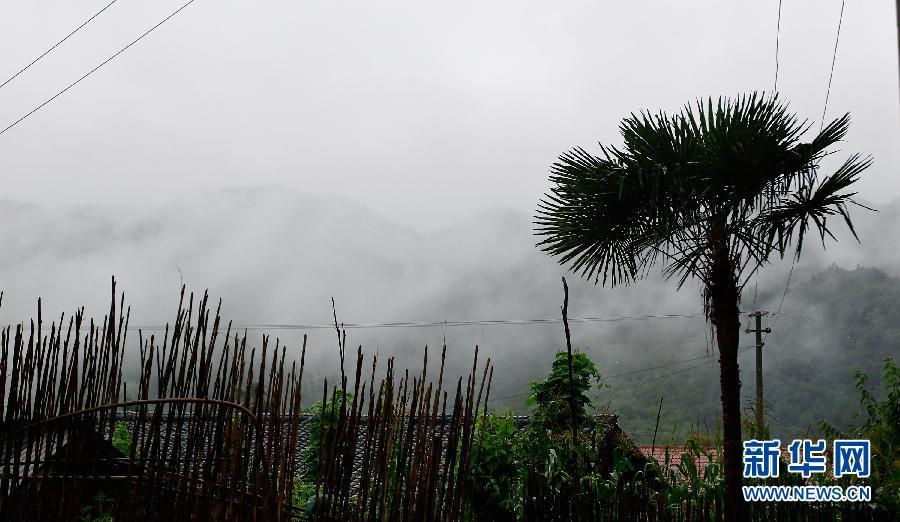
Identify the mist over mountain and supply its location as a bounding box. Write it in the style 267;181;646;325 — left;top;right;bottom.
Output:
0;187;896;441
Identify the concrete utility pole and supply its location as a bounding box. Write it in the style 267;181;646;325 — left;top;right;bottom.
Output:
746;311;771;436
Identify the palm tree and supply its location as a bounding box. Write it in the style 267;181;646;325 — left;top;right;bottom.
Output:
534;93;871;517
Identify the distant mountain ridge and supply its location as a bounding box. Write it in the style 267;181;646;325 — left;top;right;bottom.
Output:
0;188;896;440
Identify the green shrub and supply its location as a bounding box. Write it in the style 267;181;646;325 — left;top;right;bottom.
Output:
111;421;132;455
302;389;352;479
466;413;521;520
80;492;116;522
821;356;900;512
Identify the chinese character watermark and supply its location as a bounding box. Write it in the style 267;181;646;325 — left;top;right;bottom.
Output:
833;440;870;478
787;439;827;478
743;439;781;479
743;438;871;482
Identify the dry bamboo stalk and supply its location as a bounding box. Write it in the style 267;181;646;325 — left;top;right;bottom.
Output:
0;281;509;522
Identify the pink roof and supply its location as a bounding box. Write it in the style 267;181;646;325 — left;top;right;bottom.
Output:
637;445;719;477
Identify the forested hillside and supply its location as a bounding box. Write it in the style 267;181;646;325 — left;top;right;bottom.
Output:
599;265;900;441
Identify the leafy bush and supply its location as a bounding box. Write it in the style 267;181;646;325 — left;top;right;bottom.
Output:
111;421;132;455
466;413;521;520
527;350;602;433
520;350;605;518
80;492;116;522
302;389;352;479
821;356;900;512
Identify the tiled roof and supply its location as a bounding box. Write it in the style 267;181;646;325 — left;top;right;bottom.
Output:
637;445;719;477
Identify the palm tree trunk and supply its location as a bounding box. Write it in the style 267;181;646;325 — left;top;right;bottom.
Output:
715;301;743;519
707;216;744;520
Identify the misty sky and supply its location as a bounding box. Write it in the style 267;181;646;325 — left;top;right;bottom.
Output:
0;0;898;230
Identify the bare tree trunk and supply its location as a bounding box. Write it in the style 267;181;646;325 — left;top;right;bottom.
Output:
707;216;744;521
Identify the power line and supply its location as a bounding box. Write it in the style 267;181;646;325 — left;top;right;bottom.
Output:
751;280;759;314
820;0;846;131
493;344;755;401
129;312;705;331
613;360;713;393
768;0;847;340
604;351;720;380
771;312;900;335
750;0;783;334
612;345;755;392
774;0;783;91
0;0;198;137
764;260;794;343
0;1;119;91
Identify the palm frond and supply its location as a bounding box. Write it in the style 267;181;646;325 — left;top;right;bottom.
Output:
753;154;873;258
535;93;871;291
535;110;704;286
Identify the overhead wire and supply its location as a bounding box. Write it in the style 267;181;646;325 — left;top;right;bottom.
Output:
612;346;755;392
771;312;900;335
750;0;785;310
128;312;705;331
764;261;794;343
820;0;846;131
604;351;722;380
765;0;848;341
0;1;119;91
0;0;198;137
612;359;714;393
493;344;755;401
774;0;783;92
